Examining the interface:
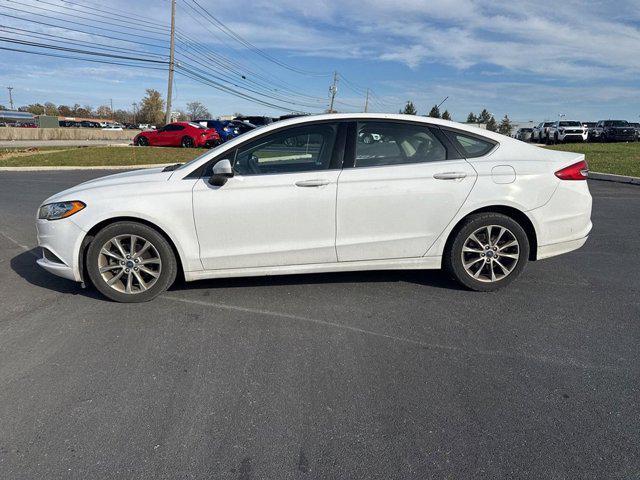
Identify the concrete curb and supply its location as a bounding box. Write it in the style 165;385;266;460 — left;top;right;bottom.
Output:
0;163;172;172
589;172;640;185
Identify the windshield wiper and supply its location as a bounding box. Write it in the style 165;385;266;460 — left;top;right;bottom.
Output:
162;163;183;172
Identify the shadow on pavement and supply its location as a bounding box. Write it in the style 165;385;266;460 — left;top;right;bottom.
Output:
12;248;463;299
169;268;463;293
10;248;101;299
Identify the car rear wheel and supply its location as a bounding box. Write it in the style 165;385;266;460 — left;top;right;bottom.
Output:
86;222;177;303
444;213;529;292
135;136;149;146
181;136;195;148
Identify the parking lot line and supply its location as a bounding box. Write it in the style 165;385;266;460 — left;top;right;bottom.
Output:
160;294;620;373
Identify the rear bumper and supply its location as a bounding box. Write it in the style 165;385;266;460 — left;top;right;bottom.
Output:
537;236;589;260
529;180;592;260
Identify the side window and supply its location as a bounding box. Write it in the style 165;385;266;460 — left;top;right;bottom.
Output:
164;124;182;132
233;123;338;175
444;131;496;158
354;122;447;168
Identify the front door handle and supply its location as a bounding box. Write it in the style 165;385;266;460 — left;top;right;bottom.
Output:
295;179;330;187
433;172;467;180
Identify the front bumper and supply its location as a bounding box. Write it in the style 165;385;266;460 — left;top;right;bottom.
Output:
36;217;86;282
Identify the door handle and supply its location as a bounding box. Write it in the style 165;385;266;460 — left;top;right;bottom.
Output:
433;172;467;180
295;179;330;187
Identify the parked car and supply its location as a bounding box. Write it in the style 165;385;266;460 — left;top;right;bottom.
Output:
515;128;533;142
629;122;640;141
36;113;592;302
590;120;636;142
234;115;274;126
194;119;239;142
546;121;587;144
227;120;257;135
532;122;554;143
102;125;123;131
80;121;101;128
133;122;221;148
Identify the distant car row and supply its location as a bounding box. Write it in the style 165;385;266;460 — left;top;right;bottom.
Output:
516;120;640;144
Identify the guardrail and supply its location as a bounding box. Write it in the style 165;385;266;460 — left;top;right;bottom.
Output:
0;127;141;141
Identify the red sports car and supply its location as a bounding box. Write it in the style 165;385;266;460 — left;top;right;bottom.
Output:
134;122;221;148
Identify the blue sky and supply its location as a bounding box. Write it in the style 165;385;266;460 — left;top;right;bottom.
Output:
1;0;640;122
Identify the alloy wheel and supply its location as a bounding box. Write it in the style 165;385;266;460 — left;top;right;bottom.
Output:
460;225;520;283
98;234;162;294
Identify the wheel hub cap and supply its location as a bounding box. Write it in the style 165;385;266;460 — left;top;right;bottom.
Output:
98;234;162;294
461;225;520;283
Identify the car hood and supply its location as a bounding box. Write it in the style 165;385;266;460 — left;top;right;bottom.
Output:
42;167;172;204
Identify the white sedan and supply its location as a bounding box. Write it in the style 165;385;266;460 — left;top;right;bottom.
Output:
36;114;592;302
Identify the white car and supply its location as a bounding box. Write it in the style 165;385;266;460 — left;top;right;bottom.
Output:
36;114;592;302
547;121;588;144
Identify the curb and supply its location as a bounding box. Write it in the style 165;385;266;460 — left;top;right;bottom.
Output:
0;163;172;172
589;172;640;185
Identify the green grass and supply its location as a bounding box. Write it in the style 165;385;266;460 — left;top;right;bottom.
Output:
545;142;640;177
0;146;204;167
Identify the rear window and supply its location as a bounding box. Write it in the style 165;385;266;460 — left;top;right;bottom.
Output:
444;130;496;158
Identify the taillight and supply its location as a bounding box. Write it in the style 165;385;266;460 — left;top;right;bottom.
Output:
555;160;588;180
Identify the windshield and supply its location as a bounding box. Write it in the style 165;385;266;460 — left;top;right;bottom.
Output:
559;121;581;127
604;120;629;127
543;122;554;127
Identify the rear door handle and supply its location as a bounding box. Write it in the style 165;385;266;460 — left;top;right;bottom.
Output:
295;179;330;187
433;172;467;180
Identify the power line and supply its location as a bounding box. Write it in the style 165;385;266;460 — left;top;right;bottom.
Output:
0;45;168;70
0;11;169;50
0;3;168;43
185;0;331;77
0;36;169;64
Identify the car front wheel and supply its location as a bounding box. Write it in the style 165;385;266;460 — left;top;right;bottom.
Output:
444;213;530;291
86;222;177;302
135;136;149;146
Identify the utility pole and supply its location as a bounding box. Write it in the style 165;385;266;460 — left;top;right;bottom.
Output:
132;102;137;125
6;86;14;110
364;88;370;113
328;71;338;113
165;0;176;125
110;98;114;118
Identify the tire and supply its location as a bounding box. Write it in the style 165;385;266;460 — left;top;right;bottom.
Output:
86;221;177;303
443;213;530;292
181;136;195;148
136;136;149;146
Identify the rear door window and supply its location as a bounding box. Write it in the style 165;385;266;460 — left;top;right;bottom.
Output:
443;130;496;158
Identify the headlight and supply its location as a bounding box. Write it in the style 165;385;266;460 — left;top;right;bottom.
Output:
38;201;86;220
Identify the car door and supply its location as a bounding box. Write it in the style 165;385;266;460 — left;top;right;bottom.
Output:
153;125;169;146
335;120;478;262
192;121;344;270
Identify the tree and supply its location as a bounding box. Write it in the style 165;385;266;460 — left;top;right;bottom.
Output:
139;89;165;125
401;100;417;115
466;112;478;123
486;116;498;132
428;104;441;118
74;105;93;118
174;110;189;121
0;104;7;111
186;101;210;120
96;105;113;119
57;105;72;116
43;102;57;116
19;104;45;115
498;114;513;135
113;109;131;124
441;110;451;121
478;108;492;124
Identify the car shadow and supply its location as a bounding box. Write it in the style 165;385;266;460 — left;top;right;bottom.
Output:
168;267;464;292
10;248;102;299
11;248;464;299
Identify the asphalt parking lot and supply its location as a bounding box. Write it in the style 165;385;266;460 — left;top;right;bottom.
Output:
0;170;638;479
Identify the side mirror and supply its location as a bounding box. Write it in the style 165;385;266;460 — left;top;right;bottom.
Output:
208;159;234;186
